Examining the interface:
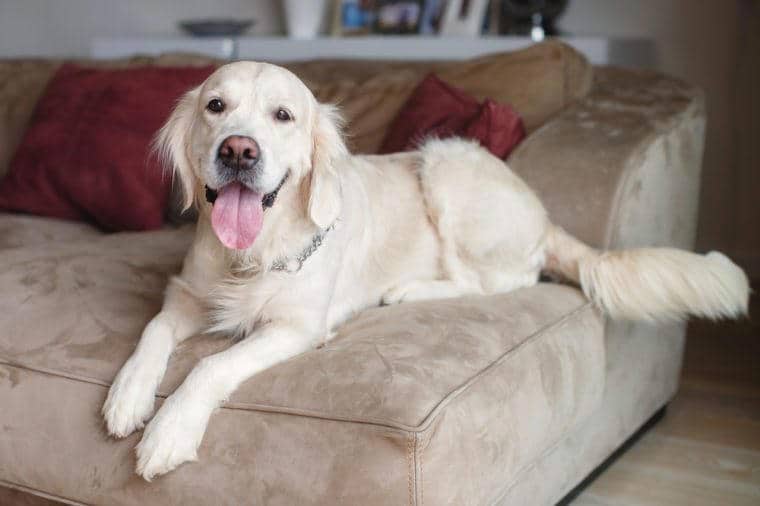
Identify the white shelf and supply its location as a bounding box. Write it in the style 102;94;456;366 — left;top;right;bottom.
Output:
90;36;653;66
91;37;237;60
239;36;591;62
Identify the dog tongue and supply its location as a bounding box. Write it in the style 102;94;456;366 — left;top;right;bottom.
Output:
211;182;264;250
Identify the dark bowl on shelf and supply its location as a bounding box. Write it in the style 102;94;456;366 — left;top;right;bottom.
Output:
179;19;255;37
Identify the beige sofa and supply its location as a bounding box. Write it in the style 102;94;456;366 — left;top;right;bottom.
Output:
0;42;705;505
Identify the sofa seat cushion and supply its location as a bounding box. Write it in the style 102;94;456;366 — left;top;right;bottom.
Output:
0;224;605;505
0;214;101;251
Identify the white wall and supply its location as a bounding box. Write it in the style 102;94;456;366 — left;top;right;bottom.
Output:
0;0;282;58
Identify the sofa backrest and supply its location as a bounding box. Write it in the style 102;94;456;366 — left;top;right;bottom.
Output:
0;40;592;179
285;41;593;153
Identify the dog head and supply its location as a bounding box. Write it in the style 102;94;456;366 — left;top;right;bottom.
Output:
156;61;346;250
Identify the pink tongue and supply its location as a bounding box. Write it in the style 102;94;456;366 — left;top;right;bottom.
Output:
211;183;264;250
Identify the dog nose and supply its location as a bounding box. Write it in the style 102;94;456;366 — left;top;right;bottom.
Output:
218;135;260;170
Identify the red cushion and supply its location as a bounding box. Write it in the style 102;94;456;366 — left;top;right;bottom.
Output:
0;64;215;231
378;73;526;159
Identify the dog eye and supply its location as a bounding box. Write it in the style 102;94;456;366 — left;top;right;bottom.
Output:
275;108;293;122
206;98;225;113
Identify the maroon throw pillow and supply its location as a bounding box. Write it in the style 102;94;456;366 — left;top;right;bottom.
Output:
0;64;215;231
378;73;526;159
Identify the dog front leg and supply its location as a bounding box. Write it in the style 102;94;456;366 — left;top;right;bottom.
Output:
134;323;318;480
103;278;205;438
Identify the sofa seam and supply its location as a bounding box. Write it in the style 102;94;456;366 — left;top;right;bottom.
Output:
482;314;607;505
0;479;89;506
0;297;593;434
418;302;598;506
485;430;569;506
0;357;418;430
410;302;594;432
419;432;424;506
486;397;670;506
407;432;415;506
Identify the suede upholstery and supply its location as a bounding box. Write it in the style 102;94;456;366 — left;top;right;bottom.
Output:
0;41;591;179
0;267;604;505
509;66;705;251
0;44;706;505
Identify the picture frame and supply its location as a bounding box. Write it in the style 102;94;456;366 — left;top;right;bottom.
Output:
332;0;428;35
329;0;511;37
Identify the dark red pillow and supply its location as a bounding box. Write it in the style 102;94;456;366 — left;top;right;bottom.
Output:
0;64;215;231
379;73;526;159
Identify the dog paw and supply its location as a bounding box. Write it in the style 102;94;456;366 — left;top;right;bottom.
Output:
102;357;159;438
135;395;208;481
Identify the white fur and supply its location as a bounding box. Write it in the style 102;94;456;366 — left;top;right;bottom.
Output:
103;61;750;480
545;225;750;321
580;249;750;321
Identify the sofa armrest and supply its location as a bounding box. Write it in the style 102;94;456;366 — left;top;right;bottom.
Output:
508;67;706;251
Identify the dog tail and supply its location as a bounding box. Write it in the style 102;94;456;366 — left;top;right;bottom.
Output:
543;224;750;322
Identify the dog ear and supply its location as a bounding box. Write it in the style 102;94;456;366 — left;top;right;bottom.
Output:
308;103;347;229
154;87;200;211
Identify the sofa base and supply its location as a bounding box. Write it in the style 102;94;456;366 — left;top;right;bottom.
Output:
0;405;670;506
556;404;667;505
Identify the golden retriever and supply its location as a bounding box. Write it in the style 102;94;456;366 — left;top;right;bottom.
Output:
102;61;749;480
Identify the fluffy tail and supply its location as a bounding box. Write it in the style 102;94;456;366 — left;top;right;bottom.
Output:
543;225;750;322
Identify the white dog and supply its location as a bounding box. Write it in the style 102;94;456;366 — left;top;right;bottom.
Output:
102;61;749;480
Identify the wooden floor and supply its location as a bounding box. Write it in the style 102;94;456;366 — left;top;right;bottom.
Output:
572;292;760;505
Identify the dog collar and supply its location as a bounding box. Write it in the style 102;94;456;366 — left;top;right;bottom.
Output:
270;222;336;273
204;172;290;209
